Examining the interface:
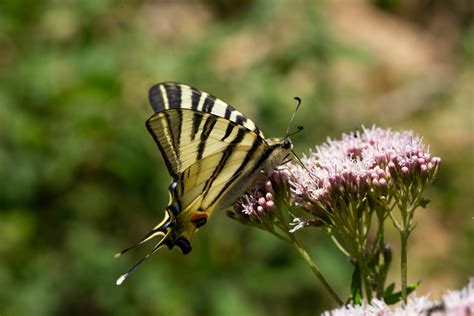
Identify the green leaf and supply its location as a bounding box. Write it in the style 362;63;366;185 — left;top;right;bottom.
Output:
383;282;395;297
384;282;420;305
350;264;363;305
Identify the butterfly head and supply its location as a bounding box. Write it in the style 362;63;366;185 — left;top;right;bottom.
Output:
282;137;292;150
267;137;293;149
260;137;292;173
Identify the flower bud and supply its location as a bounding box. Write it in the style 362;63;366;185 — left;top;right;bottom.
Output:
431;157;441;165
420;164;428;173
265;180;273;193
265;192;273;201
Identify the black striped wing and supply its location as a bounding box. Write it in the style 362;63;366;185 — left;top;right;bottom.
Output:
147;109;266;214
148;83;265;176
115;83;283;284
146;82;268;209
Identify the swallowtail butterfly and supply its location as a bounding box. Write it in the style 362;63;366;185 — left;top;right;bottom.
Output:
116;82;298;284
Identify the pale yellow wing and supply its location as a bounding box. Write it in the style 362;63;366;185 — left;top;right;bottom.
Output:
147;109;267;209
146;108;264;178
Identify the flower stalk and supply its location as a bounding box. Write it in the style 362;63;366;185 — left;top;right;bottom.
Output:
227;170;343;305
289;235;344;305
400;229;409;303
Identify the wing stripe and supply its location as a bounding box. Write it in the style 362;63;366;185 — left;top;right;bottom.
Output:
163;111;180;160
201;128;246;196
179;172;185;196
149;85;165;112
197;92;207;111
233;138;265;179
251;145;277;174
175;110;183;156
191;89;201;110
160;85;169;109
145;120;177;179
254;127;261;136
196;115;217;161
165;83;182;109
236;115;247;125
221;124;234;141
202;94;216;113
208;137;266;207
224;107;232;119
148;82;265;138
191;113;204;141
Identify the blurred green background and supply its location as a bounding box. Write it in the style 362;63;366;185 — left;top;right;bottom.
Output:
0;0;472;315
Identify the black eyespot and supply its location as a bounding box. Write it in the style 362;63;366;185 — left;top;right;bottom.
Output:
175;237;192;254
167;203;180;216
191;216;207;228
163;237;175;249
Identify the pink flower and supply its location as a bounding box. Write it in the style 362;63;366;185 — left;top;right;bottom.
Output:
323;279;473;315
227;170;289;226
286;125;441;232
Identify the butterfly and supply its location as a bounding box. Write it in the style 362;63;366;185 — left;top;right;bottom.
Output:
116;82;301;285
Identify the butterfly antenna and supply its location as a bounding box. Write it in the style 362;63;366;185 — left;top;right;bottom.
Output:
115;211;172;258
285;97;302;138
287;125;304;138
280;154;293;165
116;233;171;285
291;149;313;175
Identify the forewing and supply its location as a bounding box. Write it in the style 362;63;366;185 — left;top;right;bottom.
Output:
148;82;264;137
147;109;263;178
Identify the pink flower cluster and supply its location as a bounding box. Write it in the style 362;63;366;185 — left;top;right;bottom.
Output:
238;183;275;218
228;170;289;225
286;126;441;228
230;125;444;307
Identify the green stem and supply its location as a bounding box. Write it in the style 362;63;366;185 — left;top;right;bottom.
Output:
330;235;351;257
267;229;291;243
373;204;388;298
354;203;373;302
376;224;386;298
398;189;410;305
290;236;344;305
387;209;402;231
356;248;373;301
271;204;343;305
400;230;409;304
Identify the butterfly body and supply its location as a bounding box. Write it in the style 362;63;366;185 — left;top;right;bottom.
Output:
116;82;293;284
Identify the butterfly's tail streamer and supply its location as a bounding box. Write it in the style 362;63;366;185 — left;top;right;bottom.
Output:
115;211;173;285
115;234;172;285
114;211;172;258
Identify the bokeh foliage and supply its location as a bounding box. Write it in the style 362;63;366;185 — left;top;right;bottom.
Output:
0;0;472;315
